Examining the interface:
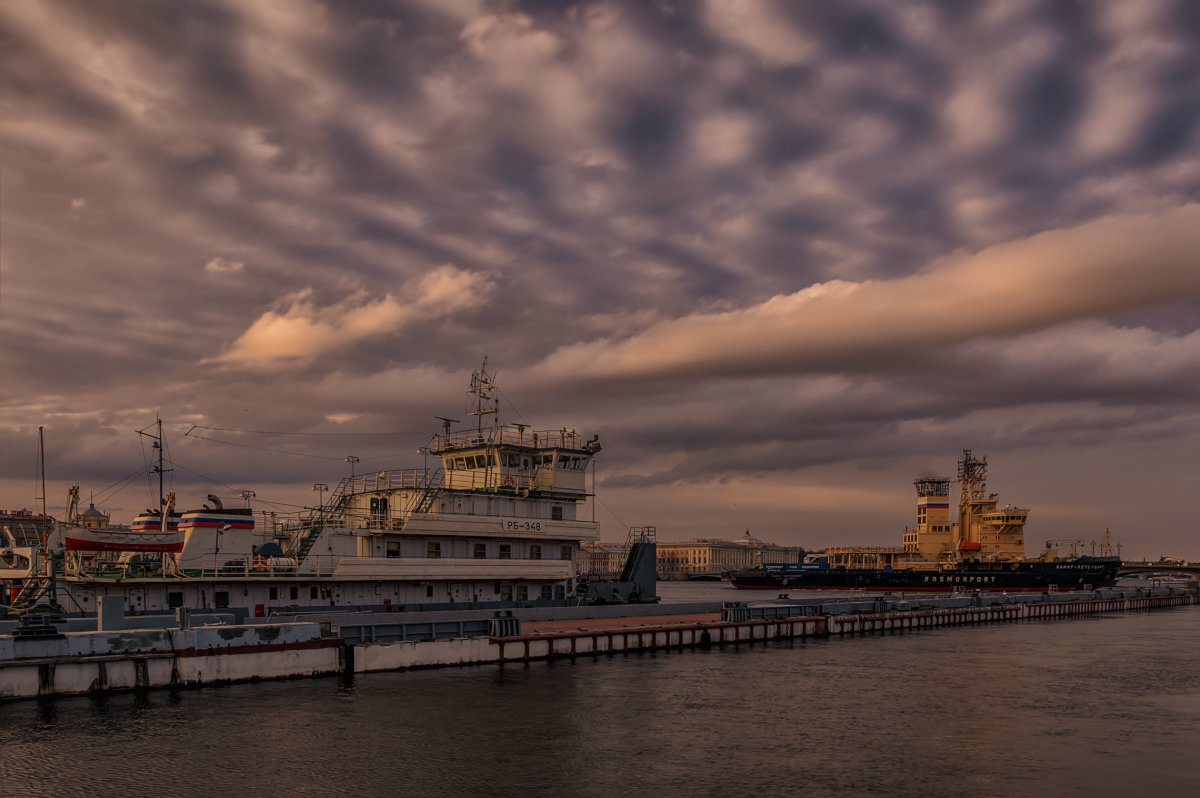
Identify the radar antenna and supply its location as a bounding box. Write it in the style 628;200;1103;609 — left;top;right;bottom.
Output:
467;357;500;434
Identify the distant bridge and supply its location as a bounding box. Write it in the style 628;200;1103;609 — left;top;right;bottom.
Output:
1117;561;1200;578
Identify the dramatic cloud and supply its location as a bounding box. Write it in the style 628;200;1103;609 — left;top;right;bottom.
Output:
528;206;1200;383
214;265;495;366
2;1;1199;555
204;257;245;273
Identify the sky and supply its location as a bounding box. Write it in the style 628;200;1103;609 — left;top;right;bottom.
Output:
2;0;1199;560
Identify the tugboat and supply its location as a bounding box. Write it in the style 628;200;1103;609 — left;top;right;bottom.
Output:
731;450;1121;592
7;361;654;616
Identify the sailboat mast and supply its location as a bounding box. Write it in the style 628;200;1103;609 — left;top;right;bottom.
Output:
38;425;48;552
157;417;164;506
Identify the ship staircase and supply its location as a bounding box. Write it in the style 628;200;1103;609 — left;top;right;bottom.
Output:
620;525;657;583
578;526;658;604
9;575;52;611
288;476;353;563
405;469;443;515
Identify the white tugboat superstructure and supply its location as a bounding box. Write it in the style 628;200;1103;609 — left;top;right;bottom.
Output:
14;363;604;616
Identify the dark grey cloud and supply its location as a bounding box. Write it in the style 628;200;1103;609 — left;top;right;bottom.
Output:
3;0;1200;550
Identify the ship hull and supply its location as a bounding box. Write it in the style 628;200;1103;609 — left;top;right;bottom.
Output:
731;559;1122;592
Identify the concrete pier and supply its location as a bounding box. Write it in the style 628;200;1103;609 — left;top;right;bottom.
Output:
3;587;1195;700
350;588;1199;673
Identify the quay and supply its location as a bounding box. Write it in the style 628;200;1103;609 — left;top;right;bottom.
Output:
2;586;1196;701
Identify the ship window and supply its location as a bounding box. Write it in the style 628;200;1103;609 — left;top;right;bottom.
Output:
517;585;529;601
167;591;184;608
561;545;572;560
530;545;542;560
554;585;565;600
552;506;563;521
499;544;511;559
454;457;467;470
290;586;298;600
215;591;229;608
523;458;530;469
387;541;401;558
501;584;513;601
540;585;552;599
269;587;278;600
310;586;318;599
426;585;433;598
474;543;486;559
426;542;441;558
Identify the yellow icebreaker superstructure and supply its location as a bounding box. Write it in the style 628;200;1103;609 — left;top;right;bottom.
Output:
902;449;1027;564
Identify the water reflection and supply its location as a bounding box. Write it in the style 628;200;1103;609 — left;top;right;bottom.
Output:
1;606;1197;797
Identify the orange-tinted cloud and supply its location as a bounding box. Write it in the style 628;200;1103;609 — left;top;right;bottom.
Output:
529;206;1200;383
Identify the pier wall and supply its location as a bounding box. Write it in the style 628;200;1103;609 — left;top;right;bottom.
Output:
0;622;341;701
351;591;1199;673
4;589;1195;700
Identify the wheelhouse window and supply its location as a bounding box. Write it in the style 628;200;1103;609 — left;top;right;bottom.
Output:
386;541;401;558
551;506;563;521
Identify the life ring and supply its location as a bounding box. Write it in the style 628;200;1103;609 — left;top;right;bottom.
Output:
503;475;515;488
251;555;268;572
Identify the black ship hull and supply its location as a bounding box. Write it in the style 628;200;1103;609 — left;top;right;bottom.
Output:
731;558;1122;592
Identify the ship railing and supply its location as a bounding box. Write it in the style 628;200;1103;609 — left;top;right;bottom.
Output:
337;469;433;497
436;427;585;452
824;546;907;554
181;553;340;579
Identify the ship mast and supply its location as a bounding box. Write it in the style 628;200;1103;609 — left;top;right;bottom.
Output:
38;425;48;553
955;449;987;556
137;417;173;521
467;357;500;436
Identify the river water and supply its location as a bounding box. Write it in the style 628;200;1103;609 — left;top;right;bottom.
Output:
2;582;1198;797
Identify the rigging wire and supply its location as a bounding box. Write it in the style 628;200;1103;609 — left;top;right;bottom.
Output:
183;431;350;461
595;495;628;531
494;384;527;424
89;466;149;506
171;461;253;499
185;425;430;437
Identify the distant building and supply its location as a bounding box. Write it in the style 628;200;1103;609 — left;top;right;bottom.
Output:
0;508;53;547
656;532;805;579
578;541;629;578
